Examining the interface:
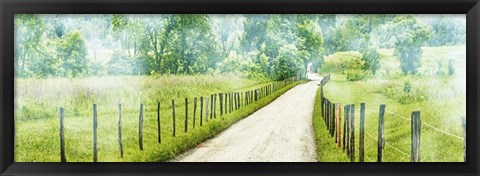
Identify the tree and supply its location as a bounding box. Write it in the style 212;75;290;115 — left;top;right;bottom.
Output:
14;14;46;77
107;52;133;75
332;14;393;52
295;16;324;78
210;15;243;59
169;14;219;74
359;35;381;75
240;15;270;53
57;31;88;77
391;15;430;75
274;44;303;80
422;15;466;46
317;15;337;56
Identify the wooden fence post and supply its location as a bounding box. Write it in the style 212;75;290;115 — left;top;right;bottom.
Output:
93;104;97;162
200;97;203;126
378;104;386;162
139;103;144;151
220;94;223;116
350;104;355;162
193;98;197;128
172;99;176;137
332;103;336;138
344;105;350;153
326;99;330;130
205;97;209;122
157;102;161;144
230;93;233;113
60;107;66;162
214;94;217;118
359;103;365;162
337;104;342;148
237;92;240;109
185;98;188;132
235;92;238;109
119;104;124;156
222;93;226;114
210;95;213;119
411;111;421;162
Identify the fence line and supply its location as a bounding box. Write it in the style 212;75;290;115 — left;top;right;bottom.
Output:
369;109;463;141
319;74;465;162
365;130;409;158
384;141;410;158
55;77;300;162
385;110;463;140
355;147;374;162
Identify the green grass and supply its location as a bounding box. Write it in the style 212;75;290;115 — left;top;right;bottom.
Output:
15;74;304;162
314;46;465;162
312;87;349;162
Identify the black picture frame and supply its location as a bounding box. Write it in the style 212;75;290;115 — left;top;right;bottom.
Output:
1;0;479;175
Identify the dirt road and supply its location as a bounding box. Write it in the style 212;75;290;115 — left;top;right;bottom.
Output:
174;73;322;162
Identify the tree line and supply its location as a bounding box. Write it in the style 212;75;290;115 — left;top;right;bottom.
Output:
14;14;465;79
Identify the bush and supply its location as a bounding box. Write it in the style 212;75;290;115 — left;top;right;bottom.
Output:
339;53;368;81
345;69;368;81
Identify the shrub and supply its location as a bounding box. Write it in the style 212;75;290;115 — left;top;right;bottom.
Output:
345;69;368;81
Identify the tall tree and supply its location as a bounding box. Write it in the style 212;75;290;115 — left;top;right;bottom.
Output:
391;15;430;75
295;15;324;78
14;14;46;77
57;31;88;77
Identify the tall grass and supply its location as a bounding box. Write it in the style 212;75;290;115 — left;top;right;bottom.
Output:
15;74;303;162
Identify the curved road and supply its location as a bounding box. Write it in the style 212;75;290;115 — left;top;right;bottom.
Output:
174;73;322;162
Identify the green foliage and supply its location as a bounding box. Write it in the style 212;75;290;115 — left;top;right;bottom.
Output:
107;52;133;75
404;81;412;93
338;53;368;81
274;44;303;80
14;14;461;81
359;36;381;75
331;14;393;52
379;81;428;104
391;15;431;75
317;15;337;56
345;69;369;81
15;14;46;78
425;16;466;46
240;15;270;53
57;31;88;77
295;16;324;78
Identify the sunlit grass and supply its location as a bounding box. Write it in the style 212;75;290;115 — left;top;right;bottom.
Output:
15;74;304;162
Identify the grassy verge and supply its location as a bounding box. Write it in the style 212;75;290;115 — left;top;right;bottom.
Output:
15;75;305;162
312;87;349;162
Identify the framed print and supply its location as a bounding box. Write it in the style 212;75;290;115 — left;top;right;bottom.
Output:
1;0;479;175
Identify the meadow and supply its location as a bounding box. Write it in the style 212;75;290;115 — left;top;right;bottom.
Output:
15;74;302;162
313;46;466;162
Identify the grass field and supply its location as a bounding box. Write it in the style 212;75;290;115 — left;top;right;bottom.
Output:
314;46;466;162
15;74;303;162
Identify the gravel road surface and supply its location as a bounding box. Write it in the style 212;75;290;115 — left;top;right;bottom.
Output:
174;73;321;162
